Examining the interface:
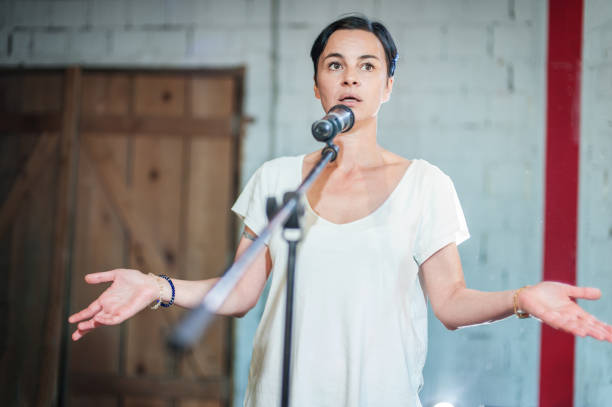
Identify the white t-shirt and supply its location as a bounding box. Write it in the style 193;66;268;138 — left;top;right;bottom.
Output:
231;155;470;407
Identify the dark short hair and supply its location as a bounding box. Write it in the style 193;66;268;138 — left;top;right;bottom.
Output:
310;15;399;81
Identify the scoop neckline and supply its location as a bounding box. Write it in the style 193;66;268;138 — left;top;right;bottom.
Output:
298;154;418;228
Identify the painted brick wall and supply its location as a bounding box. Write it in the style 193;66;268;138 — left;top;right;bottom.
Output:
576;0;612;405
375;1;547;406
1;1;609;406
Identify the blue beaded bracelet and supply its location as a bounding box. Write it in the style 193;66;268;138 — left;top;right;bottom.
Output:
158;274;175;308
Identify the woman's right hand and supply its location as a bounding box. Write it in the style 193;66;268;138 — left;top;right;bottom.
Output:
68;269;158;341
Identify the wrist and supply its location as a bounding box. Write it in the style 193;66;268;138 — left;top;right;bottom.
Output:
148;273;176;309
513;285;530;318
160;276;173;302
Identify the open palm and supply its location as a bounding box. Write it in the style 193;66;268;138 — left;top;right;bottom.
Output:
68;269;157;341
520;282;612;342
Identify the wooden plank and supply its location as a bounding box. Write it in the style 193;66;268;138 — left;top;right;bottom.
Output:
0;154;59;405
0;113;63;132
19;148;59;405
81;72;130;115
70;374;229;400
0;134;58;238
36;66;82;407
70;395;117;407
0;197;25;405
82;136;169;276
125;135;183;377
180;399;222;407
69;136;126;377
0;71;24;112
79;115;231;137
21;72;64;112
124;397;168;407
181;137;234;378
191;77;235;118
134;75;185;117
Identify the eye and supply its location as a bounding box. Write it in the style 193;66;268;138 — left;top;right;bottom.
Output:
361;62;375;72
328;61;342;71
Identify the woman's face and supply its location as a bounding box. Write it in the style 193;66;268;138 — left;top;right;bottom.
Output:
314;29;394;123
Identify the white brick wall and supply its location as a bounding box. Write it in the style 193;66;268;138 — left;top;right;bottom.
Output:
9;31;32;59
130;0;165;26
0;2;9;27
191;29;242;62
279;0;335;25
70;30;108;59
33;31;69;58
12;1;51;27
400;25;444;58
494;23;537;60
113;29;187;62
50;1;88;28
446;24;489;56
576;1;612;404
0;29;7;56
166;0;198;26
90;0;128;27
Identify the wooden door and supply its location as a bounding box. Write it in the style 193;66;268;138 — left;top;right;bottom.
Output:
68;69;243;407
0;68;77;407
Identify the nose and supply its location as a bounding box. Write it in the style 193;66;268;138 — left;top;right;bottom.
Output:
342;67;359;86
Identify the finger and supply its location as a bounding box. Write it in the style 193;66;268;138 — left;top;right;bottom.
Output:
568;286;601;300
590;320;612;342
71;325;97;341
85;270;117;284
71;321;101;341
96;294;150;325
78;318;103;331
68;301;102;324
577;319;606;340
604;324;612;342
561;319;586;337
94;311;123;325
574;307;599;325
72;329;85;341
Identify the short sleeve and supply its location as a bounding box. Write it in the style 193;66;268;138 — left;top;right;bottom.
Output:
413;168;470;266
231;163;269;238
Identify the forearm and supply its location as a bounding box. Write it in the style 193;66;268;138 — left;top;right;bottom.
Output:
156;276;256;316
435;287;516;330
158;277;216;309
153;231;270;317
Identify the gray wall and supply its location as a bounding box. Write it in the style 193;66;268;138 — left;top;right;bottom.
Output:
1;1;611;406
576;0;612;405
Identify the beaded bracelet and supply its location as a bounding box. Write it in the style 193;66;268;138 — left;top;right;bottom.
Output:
149;273;175;309
158;274;175;308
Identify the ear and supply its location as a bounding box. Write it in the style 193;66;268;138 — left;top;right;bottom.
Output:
382;76;394;103
314;79;321;100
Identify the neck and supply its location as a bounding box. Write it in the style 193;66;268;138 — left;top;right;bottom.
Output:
327;117;383;171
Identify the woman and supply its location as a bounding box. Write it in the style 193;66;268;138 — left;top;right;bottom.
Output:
69;15;612;406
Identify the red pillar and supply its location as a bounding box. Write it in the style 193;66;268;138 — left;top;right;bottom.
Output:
540;1;583;406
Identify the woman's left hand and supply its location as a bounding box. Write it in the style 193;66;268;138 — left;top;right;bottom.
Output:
519;282;612;342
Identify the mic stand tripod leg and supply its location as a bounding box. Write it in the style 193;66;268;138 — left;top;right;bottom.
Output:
267;191;303;407
281;233;299;407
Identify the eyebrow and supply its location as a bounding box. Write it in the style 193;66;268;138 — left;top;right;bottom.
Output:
322;53;380;61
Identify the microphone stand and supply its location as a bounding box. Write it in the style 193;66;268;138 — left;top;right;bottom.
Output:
167;143;339;351
268;143;339;407
168;105;352;407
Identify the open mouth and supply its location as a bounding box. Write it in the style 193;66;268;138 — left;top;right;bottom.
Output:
339;95;362;103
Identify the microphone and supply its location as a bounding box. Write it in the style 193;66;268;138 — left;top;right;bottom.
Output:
311;104;355;142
